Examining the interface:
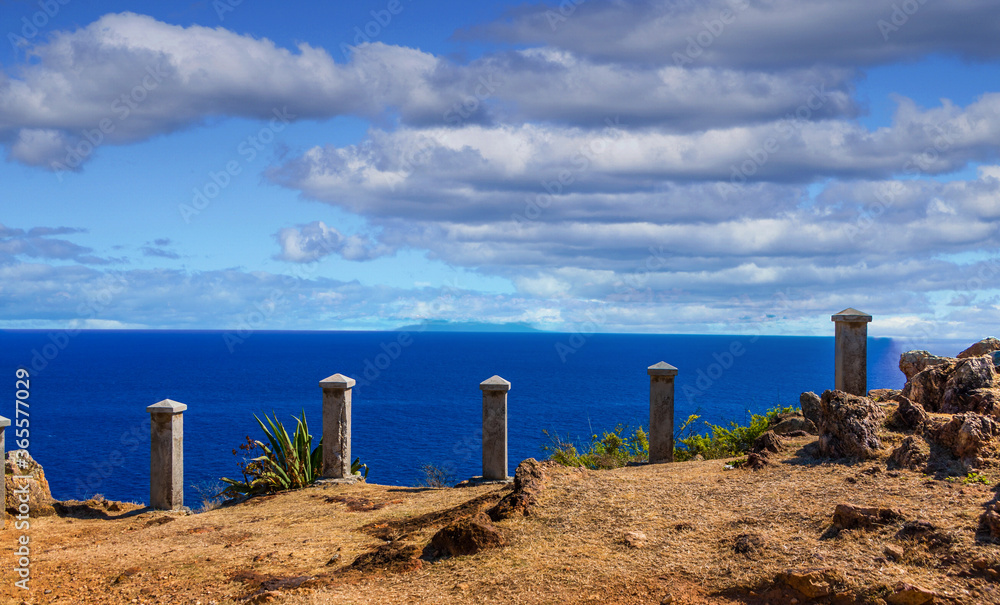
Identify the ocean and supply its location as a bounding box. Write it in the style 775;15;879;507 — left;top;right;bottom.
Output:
0;330;971;506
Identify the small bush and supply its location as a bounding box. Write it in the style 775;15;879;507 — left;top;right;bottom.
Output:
418;463;456;487
545;405;801;469
542;425;649;470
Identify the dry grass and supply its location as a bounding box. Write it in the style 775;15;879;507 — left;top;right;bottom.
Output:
2;432;999;605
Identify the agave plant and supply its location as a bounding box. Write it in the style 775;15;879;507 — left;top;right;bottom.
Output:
221;410;371;497
221;410;323;497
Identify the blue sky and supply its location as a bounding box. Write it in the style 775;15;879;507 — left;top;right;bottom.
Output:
1;0;999;338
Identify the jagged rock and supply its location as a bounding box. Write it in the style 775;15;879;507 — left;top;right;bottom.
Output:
800;391;822;427
966;388;1000;417
831;504;904;530
887;582;937;605
430;512;506;556
888;436;930;470
899;350;952;381
487;458;546;521
901;361;956;412
930;412;999;459
5;449;56;517
957;337;1000;359
941;357;998;413
771;416;817;435
981;502;1000;540
887;397;929;432
816;390;886;459
751;430;784;455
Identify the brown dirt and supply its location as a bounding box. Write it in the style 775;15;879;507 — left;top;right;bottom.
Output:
2;432;999;605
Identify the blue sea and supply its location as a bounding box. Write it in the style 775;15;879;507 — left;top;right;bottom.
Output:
0;330;971;506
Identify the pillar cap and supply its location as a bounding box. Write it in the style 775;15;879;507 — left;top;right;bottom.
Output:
648;361;678;376
0;415;9;428
320;373;356;389
146;399;187;414
480;375;511;391
831;308;872;323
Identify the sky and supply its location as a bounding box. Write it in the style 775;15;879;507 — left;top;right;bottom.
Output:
0;0;999;338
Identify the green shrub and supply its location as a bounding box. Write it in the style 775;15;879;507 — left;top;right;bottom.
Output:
674;405;799;461
220;410;368;498
545;404;801;469
542;425;649;470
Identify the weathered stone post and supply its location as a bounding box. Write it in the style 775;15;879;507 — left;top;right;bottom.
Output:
319;373;354;479
0;415;9;528
832;308;873;396
480;375;511;480
147;399;186;510
648;362;678;463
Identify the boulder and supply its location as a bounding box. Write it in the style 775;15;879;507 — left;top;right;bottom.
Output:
799;391;822;427
816;390;886;459
487;458;547;521
5;449;56;517
887;436;930;471
770;416;817;435
831;504;904;530
957;337;1000;359
887;583;937;605
751;430;784;455
930;412;999;459
941;357;998;413
901;360;956;412
887;397;929;432
773;569;843;600
430;512;506;556
899;350;952;381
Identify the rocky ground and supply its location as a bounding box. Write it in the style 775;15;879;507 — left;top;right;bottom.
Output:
2;338;1000;605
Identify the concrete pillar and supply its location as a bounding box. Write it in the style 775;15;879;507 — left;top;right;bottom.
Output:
146;399;186;510
480;375;511;480
319;374;354;479
831;308;873;396
648;362;678;463
0;415;8;528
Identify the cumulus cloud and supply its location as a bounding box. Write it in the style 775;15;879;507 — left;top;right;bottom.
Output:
273;221;393;263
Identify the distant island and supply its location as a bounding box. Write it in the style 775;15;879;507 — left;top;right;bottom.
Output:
392;319;544;333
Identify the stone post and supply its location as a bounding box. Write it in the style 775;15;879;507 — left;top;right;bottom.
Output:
648;362;678;463
480;375;511;480
831;308;873;396
319;373;354;479
146;399;186;510
0;415;8;528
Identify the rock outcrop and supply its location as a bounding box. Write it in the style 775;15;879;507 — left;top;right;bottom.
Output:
799;391;822;427
887;436;930;470
816;390;886;459
957;337;1000;359
5;449;55;517
430;512;506;556
899;350;951;381
488;458;547;521
831;504;904;530
898;342;1000;415
887;396;929;432
929;412;999;459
